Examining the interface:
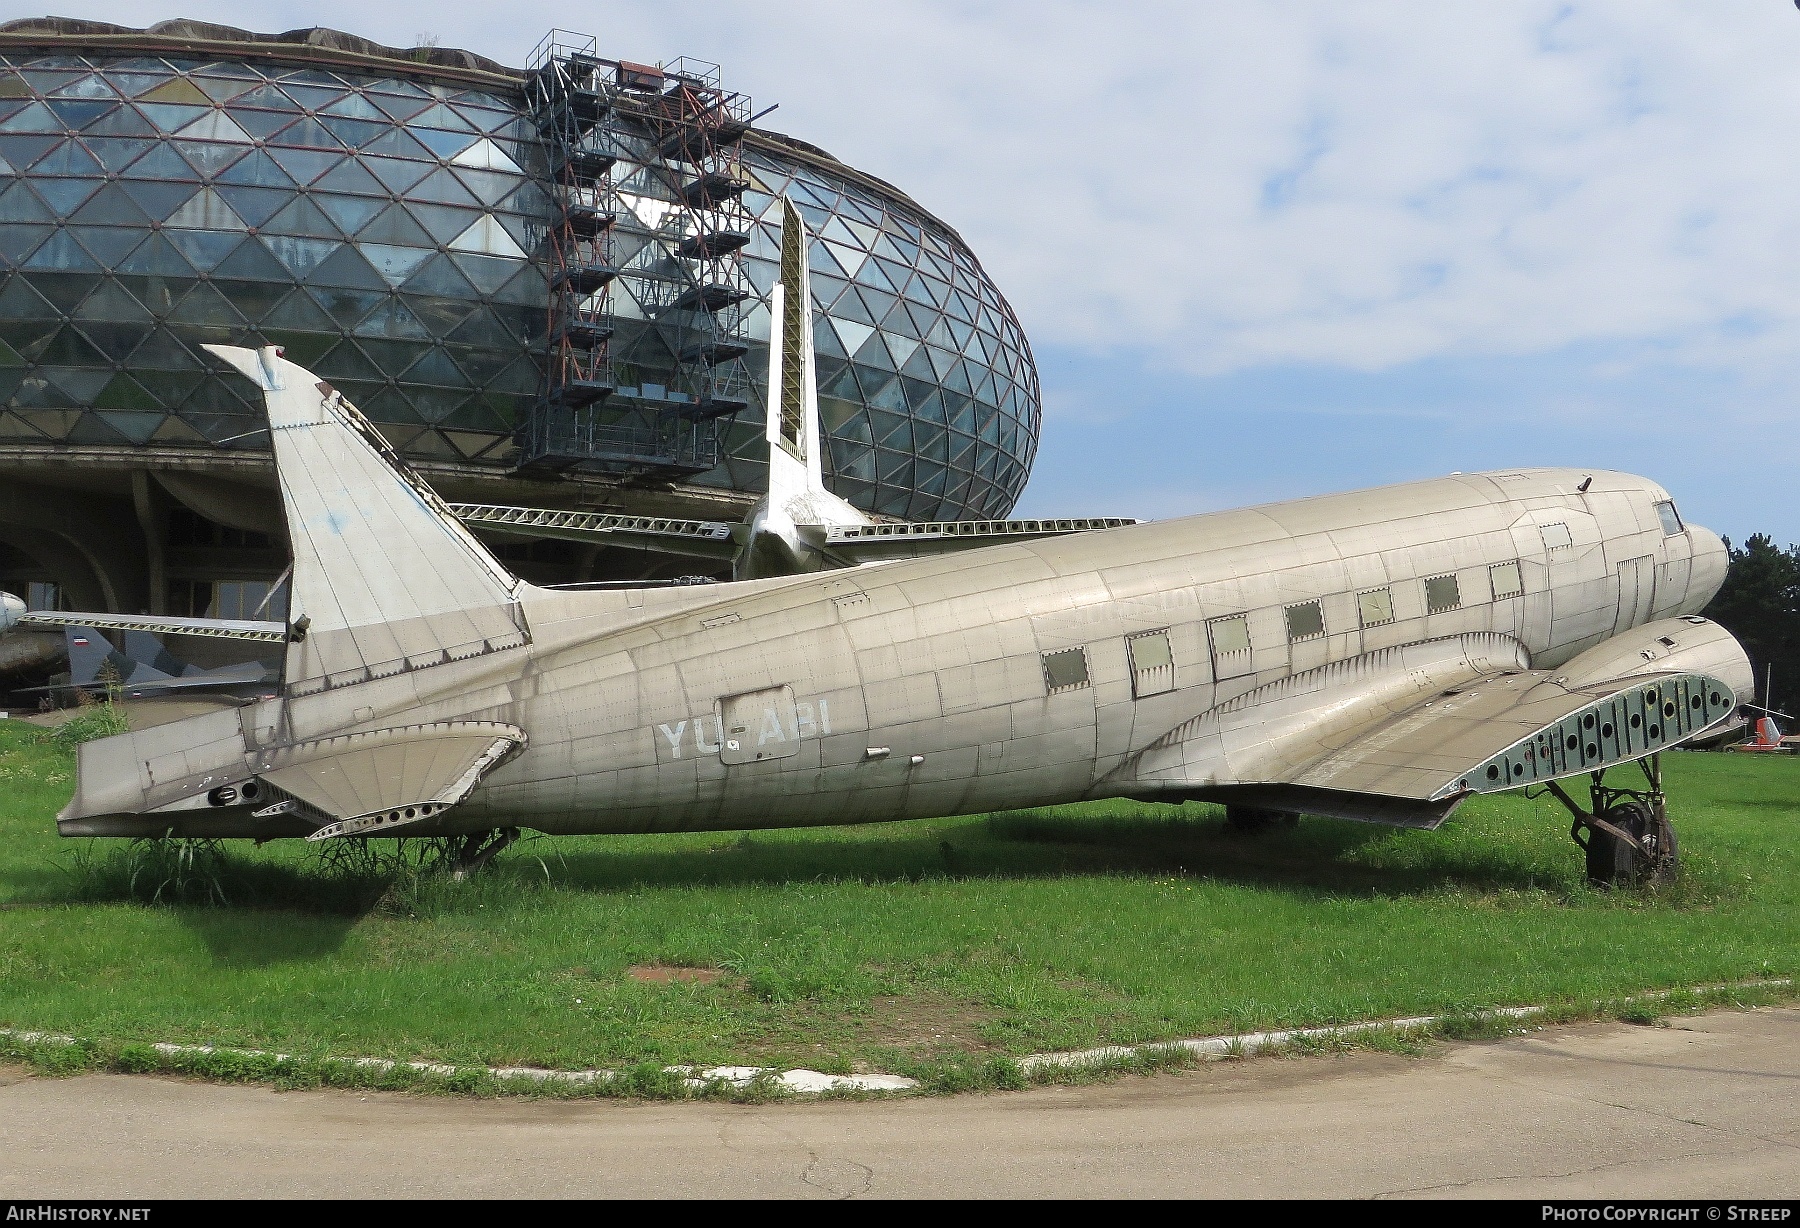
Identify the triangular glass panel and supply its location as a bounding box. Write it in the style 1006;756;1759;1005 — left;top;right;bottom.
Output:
35;326;110;366
0;223;51;264
173;108;255;144
397;252;478;299
320;92;387;121
151;415;206;443
213;148;294;189
71;227;148;268
0;134;62;170
0;102;62;134
168;281;248;327
410;102;475;132
413;127;476;160
50;73;122;100
128;329;206;371
162;225;239;271
450;137;521;174
448;252;522;295
303;244;387;291
363;154;432;196
193;74;259;105
121;141;202;184
355;202;435;246
281;80;351;108
32;140;105;177
226;108;301;143
265;145;341;187
117;173;198;218
230;83;303;112
86;136;157;173
211;185;289;228
361;243;435;288
137;102;209;133
315;338;387;384
0;182;52;223
308;158;386;202
353;338;429;379
359;127;433;160
402;347;470;388
259;287;338;333
313;191;385;235
305;286;387;329
83;106;157;137
261;194;343;239
272;117;346;150
210;235;297;281
259;230;345;275
440;303;508;347
46;100;115;129
447;214;526;259
164;186;247;231
355;296;433;341
22;231;100;272
140;77;211;106
115;232;197;278
448;167;518;208
0;409;49;441
318;115;387;149
408;168;480;208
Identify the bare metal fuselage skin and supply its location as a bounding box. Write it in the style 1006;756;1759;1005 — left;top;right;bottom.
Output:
61;464;1739;840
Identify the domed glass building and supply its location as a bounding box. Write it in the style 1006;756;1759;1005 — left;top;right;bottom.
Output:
0;18;1041;621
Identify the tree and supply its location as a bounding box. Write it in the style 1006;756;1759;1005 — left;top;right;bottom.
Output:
1703;534;1800;712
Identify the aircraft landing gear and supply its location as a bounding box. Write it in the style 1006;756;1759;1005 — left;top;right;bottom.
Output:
1544;756;1677;888
448;827;519;880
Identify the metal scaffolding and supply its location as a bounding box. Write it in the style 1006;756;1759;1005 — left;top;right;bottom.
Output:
518;30;757;479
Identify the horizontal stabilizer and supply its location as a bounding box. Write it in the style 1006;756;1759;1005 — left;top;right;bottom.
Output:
242;721;526;840
451;503;739;562
19;611;286;643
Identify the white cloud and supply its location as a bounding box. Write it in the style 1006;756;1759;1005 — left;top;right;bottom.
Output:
45;1;1800;384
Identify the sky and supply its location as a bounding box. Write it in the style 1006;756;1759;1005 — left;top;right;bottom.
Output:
20;1;1800;544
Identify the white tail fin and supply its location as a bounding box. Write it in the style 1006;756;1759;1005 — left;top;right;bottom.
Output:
763;199;868;529
205;345;526;695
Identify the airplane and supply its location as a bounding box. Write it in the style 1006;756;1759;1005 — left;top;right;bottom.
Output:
444;200;1135;582
16;335;1749;888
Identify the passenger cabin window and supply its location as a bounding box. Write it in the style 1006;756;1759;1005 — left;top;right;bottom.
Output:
1126;629;1175;698
1357;587;1394;628
1285;600;1325;642
1041;647;1090;694
1654;500;1684;536
1207;614;1252;680
1424;574;1462;613
1490;561;1524;600
1540;522;1574;550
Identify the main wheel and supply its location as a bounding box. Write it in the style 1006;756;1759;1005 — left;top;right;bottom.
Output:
1585;800;1658;887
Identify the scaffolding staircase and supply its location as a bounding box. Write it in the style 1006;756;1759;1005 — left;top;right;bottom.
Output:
517;31;759;479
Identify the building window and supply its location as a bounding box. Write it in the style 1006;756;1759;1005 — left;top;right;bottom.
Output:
1041;647;1090;693
1357;587;1394;628
1540;522;1574;550
1207;613;1252;679
1284;600;1325;642
26;581;62;612
1425;574;1462;613
1126;628;1174;698
1654;500;1683;536
169;579;288;620
1490;561;1524;600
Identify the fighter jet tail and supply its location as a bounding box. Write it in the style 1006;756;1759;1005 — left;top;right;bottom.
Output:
204;345;528;697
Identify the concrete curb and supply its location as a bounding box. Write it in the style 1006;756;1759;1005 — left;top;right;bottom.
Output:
3;978;1788;1095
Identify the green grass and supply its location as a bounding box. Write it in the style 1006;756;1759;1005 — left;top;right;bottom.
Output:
1;720;1795;1091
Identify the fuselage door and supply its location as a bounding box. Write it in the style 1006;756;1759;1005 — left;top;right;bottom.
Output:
1613;555;1656;636
717;685;801;765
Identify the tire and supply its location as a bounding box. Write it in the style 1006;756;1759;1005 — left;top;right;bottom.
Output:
1584;800;1653;887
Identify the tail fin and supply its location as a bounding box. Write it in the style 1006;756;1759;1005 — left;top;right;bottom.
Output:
204;345;526;696
763;199;868;529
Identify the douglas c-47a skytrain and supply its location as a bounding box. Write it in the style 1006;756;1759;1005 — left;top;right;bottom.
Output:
0;206;1753;888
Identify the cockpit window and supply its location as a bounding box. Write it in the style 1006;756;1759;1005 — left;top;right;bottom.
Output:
1654;500;1683;536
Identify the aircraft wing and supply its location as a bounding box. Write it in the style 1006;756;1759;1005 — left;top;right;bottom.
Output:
15;611;287;643
450;503;740;563
819;518;1137;565
1106;619;1745;828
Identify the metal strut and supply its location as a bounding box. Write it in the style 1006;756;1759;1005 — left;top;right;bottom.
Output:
1541;754;1676;886
449;827;520;880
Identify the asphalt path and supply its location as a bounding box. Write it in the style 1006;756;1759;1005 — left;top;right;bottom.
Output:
2;1007;1796;1199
